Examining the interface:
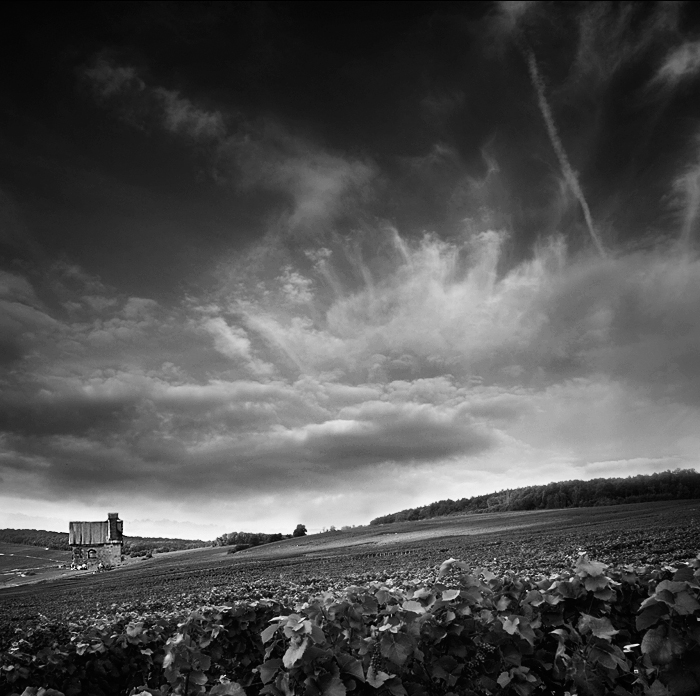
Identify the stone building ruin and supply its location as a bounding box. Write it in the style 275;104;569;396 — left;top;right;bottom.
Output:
69;512;123;568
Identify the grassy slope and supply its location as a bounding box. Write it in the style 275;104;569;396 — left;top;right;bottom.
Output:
1;499;699;625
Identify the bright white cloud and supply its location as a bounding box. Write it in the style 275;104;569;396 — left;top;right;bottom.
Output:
654;40;700;87
278;267;314;304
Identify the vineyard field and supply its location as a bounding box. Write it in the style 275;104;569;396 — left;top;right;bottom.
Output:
2;499;699;629
2;500;700;695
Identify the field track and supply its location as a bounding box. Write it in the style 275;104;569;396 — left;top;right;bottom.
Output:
2;500;700;627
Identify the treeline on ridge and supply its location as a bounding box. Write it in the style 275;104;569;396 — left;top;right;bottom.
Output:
0;529;69;551
212;530;293;551
370;468;700;525
0;529;208;556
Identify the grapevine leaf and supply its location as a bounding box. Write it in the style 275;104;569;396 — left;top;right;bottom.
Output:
621;570;637;584
274;672;294;696
413;587;433;600
336;654;365;682
673;566;695;582
261;624;279;643
523;590;544;606
385;676;408;696
402;601;424;614
501;616;520;635
367;666;392;688
640;595;662;609
641;625;685;665
594;587;614;601
655;580;687;594
190;671;207;686
318;672;347;696
381;632;413;666
441;589;460;602
647;681;672;696
636;603;668;631
362;596;379;614
552;581;577;598
195;652;211;672
375;589;390;604
497;672;512;687
283;635;309;668
282;615;307;638
310;623;326;644
127;622;144;638
654;589;675;606
438;559;468;577
259;658;283;684
496;596;510;611
577;615;618;641
575;554;608;578
584;575;609;592
589;647;618;670
439;558;459;575
672;590;700;615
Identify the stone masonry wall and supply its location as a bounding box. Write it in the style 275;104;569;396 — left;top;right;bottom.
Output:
71;543;123;567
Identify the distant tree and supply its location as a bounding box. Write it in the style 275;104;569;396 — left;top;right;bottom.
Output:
292;524;307;537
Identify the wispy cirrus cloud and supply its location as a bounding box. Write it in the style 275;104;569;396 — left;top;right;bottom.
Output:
156;88;227;142
653;40;700;88
83;58;375;235
84;60;144;99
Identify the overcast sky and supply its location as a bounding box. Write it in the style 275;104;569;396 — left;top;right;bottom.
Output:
1;2;699;539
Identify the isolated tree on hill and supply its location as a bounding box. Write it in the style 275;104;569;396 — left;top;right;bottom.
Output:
292;524;307;537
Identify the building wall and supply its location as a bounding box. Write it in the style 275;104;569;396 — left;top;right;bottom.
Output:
98;544;122;567
72;542;123;567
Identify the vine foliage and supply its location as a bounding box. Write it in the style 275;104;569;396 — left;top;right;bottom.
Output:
3;553;700;695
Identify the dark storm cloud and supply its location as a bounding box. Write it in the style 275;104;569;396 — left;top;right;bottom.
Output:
0;375;495;501
0;394;135;437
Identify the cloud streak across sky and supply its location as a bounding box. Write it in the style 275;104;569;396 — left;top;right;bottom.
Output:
0;2;699;536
